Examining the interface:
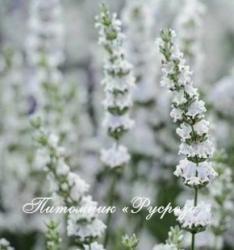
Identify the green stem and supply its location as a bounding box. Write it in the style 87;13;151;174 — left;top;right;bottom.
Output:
190;142;199;250
104;172;117;247
191;233;195;250
191;187;198;250
194;187;198;206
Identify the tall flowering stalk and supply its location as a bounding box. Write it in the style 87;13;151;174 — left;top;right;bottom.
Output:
46;220;61;250
121;2;179;197
28;2;106;247
95;4;134;246
121;0;170;238
158;29;217;250
32;119;106;249
96;5;134;168
175;0;205;87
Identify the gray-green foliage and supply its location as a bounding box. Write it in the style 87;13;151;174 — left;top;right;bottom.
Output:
46;220;61;250
122;234;139;250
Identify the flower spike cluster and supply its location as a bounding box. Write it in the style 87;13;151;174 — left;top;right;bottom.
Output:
159;29;217;189
32;119;106;248
45;220;61;250
158;29;217;233
174;200;212;233
96;5;135;169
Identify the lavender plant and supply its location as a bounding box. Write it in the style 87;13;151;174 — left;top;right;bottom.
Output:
121;0;159;236
1;1;234;250
32;119;106;249
181;159;234;250
46;220;61;250
95;4;134;246
96;4;134;169
27;1;106;248
158;28;217;250
120;1;180;241
122;234;139;250
121;0;178;187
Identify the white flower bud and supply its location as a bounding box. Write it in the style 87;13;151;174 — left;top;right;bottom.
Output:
193;119;209;136
56;160;69;176
170;108;183;122
187;100;206;118
101;144;130;168
176;123;192;141
174;200;211;232
48;133;59;148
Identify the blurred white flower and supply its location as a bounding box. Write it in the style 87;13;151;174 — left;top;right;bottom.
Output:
84;242;105;250
67;173;90;201
101;144;130;168
175;0;205;87
179;140;215;159
172;90;187;105
176;123;192;141
67;214;106;240
152;244;177;250
193;120;209;136
209;74;234;118
174;200;211;232
170;108;183;122
103;113;134;132
96;5;134;170
174;159;217;187
122;0;159;104
186;100;206;118
0;239;14;250
56;160;70;176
